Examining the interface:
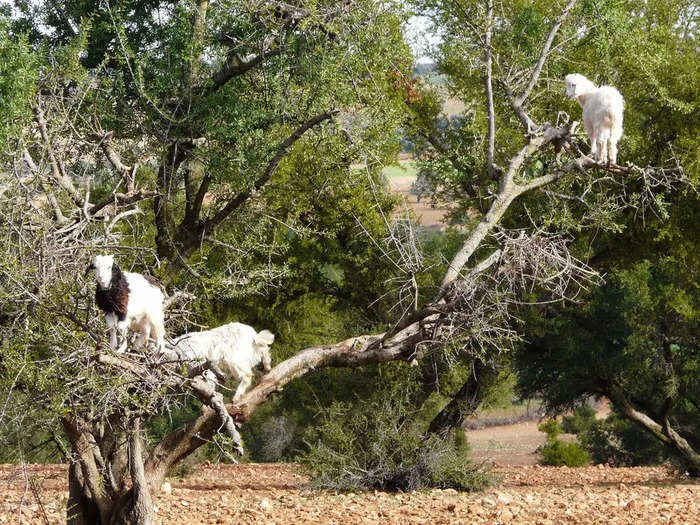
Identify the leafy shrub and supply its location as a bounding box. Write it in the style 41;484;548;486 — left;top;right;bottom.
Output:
538;419;563;439
299;387;491;492
562;404;597;435
538;419;591;467
244;415;298;463
539;438;592;467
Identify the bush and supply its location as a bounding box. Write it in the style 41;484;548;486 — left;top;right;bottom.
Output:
562;404;597;435
538;419;563;439
538;418;591;467
299;387;491;492
539;439;592;467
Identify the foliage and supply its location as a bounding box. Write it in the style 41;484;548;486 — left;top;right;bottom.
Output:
517;249;699;473
537;419;591;467
299;374;491;491
561;404;597;435
579;413;671;467
0;16;36;157
538;436;592;467
538;419;563;440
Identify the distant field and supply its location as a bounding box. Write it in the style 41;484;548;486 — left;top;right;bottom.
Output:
381;159;417;178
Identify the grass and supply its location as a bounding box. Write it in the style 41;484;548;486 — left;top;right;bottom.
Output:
381;159;418;178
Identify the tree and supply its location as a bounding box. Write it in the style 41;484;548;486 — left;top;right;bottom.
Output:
516;251;699;474
0;1;693;523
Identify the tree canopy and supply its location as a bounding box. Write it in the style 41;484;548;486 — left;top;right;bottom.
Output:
0;0;697;523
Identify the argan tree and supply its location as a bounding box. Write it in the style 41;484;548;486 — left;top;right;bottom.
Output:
0;0;693;523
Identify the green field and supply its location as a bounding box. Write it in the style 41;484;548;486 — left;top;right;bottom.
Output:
381;159;418;178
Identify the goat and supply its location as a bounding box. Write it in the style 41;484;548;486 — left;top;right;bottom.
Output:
565;73;624;164
165;322;275;401
86;255;166;353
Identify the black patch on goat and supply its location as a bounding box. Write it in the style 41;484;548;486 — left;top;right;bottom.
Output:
95;264;129;321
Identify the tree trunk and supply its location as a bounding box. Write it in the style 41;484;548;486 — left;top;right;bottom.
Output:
67;463;102;525
607;386;700;476
109;419;154;525
426;359;498;438
65;418;156;525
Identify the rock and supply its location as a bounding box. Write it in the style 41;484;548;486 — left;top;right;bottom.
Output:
260;498;272;511
161;481;172;495
497;492;513;505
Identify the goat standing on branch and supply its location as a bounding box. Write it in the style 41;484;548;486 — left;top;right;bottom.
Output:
86;255;166;353
565;73;624;164
165;322;275;401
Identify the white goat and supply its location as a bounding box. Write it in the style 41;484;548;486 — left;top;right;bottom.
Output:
86;255;166;353
565;73;624;164
166;322;275;401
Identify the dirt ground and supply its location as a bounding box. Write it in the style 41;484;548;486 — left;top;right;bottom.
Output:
1;461;697;524
4;400;696;524
388;175;450;230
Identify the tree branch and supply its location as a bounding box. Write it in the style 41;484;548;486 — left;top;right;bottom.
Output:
484;0;496;179
204;45;283;97
145;329;423;487
99;132;135;192
32;104;85;208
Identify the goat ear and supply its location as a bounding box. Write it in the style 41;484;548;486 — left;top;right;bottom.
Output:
84;263;95;276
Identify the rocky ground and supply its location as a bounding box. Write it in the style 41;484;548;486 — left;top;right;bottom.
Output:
1;462;698;524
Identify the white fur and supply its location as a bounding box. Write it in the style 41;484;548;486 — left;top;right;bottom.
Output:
91;255;166;353
565;73;624;164
167;322;275;401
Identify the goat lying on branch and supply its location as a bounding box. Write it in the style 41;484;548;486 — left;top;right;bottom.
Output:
86;255;166;353
163;322;275;401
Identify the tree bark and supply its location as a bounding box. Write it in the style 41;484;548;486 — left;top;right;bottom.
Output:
67;463;101;525
607;386;700;476
426;359;498;438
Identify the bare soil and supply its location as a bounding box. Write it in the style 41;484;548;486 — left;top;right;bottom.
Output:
1;461;697;524
388;175;451;230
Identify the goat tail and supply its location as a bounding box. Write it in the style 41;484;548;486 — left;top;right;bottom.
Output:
255;329;275;346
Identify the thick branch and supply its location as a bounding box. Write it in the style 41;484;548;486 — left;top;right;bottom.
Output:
440;123;578;289
145;329;423;487
426;359;497;437
607;386;700;474
205;46;283;97
89;189;158;217
99;132;135;192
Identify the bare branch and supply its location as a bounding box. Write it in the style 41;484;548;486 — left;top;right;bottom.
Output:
32;104;85;208
99;132;135;192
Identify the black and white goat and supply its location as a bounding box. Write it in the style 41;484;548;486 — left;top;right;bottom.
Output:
86;255;166;353
163;322;275;401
